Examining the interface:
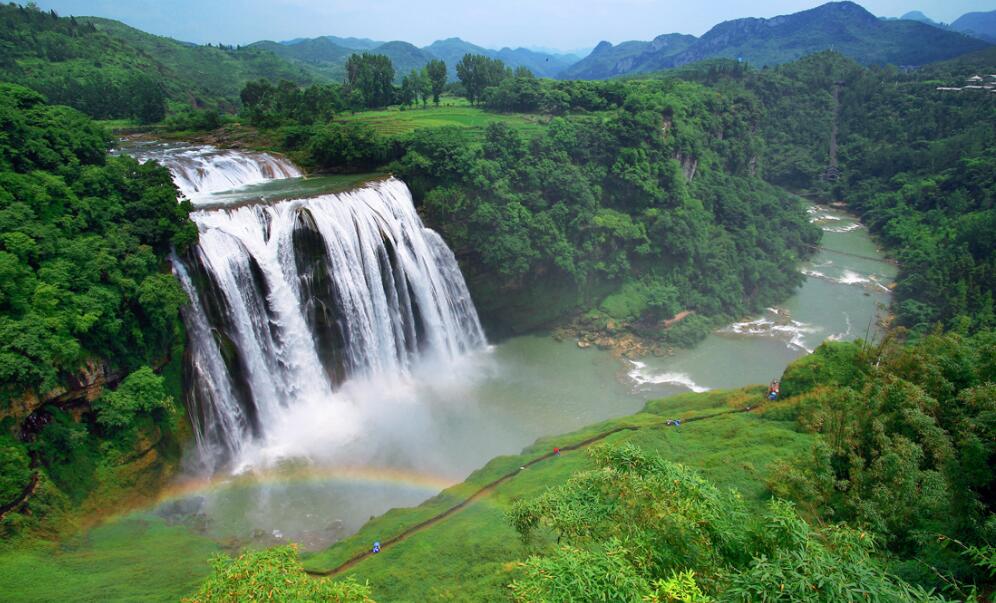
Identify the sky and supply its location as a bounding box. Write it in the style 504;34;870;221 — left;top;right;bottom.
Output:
32;0;995;52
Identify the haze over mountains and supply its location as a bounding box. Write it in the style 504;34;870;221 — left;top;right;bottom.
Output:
565;2;992;79
250;35;579;80
3;0;992;115
244;1;993;81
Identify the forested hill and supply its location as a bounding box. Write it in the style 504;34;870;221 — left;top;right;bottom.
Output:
663;49;995;334
564;1;990;80
0;4;319;121
254;36;577;81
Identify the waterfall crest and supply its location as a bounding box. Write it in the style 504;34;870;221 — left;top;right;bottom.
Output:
124;142;302;199
175;178;487;469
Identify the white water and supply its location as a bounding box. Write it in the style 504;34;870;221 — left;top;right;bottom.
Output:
627;361;709;393
121;141;301;201
175;178;486;472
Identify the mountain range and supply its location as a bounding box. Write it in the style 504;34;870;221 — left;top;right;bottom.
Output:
567;2;992;79
2;0;993;117
250;35;578;81
893;9;996;43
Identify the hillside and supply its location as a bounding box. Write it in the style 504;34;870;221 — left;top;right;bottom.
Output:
82;17;322;106
249;37;352;80
560;35;695;79
0;5;319;119
561;1;990;80
952;10;996;43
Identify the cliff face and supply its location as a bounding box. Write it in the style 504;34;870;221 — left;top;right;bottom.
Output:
2;360;122;427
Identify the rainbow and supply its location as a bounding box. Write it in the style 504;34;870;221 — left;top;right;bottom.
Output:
152;464;460;506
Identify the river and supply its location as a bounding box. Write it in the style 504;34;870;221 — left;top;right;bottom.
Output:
1;143;895;602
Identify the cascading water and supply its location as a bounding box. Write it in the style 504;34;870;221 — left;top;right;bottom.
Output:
174;178;487;471
121;141;302;200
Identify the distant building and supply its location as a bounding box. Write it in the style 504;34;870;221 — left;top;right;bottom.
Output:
966;75;983;82
936;87;962;91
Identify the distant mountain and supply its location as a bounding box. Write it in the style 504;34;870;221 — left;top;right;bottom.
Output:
559;39;658;80
319;36;384;50
421;37;572;78
951;10;996;43
569;2;991;79
249;37;352;80
375;41;437;76
898;11;940;26
423;37;494;74
57;15;318;108
494;47;576;78
250;38;434;82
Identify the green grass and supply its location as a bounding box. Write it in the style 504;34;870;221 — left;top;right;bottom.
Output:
338;101;548;140
301;386;812;602
0;514;220;603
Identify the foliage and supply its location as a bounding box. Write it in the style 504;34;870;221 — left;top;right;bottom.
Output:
394;79;817;335
0;429;31;507
508;443;942;601
307;121;388;171
240;79;346;127
186;545;374;603
0;83;194;397
0;4;319;120
680;50;996;334
425;59;447;105
770;331;996;592
93;366;173;430
455;53;511;104
345;53;395;109
161;109;223;132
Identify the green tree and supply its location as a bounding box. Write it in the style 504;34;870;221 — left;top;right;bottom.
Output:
185;545;374;602
94;366;173;430
425;59;447;105
455;53;510;104
344;53;395;108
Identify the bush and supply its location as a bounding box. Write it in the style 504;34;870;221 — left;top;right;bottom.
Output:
307;121;387;170
94;367;173;430
185;545;374;603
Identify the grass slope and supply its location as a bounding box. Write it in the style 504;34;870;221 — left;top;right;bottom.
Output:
336;100;548;140
0;514;220;603
302;387;811;601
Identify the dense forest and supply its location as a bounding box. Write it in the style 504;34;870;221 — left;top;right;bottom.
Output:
0;83;191;532
645;50;995;335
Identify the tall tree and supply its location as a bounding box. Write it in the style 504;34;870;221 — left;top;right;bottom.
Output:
455;53;510;104
344;52;395;108
425;59;447;106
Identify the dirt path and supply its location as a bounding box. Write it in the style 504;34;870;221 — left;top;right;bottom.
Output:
0;472;39;523
307;403;761;577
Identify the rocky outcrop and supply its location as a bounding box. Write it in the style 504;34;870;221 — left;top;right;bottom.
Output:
2;360;122;426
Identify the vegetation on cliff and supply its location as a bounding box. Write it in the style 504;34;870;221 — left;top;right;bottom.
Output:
0;83;191;534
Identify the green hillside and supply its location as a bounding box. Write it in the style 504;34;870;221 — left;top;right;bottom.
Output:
248;38;352;81
0;4;320;120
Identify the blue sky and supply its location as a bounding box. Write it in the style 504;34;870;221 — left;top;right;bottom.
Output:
32;0;995;51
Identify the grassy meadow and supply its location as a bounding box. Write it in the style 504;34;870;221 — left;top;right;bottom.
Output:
336;97;549;140
302;387;812;602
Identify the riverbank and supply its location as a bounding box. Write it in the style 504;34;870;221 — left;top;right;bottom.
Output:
299;386;811;600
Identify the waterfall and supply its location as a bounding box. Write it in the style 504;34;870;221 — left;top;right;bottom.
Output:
123;142;302;199
174;178;487;470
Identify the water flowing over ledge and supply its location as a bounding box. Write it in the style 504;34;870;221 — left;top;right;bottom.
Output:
174;178;486;471
121;140;302;201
